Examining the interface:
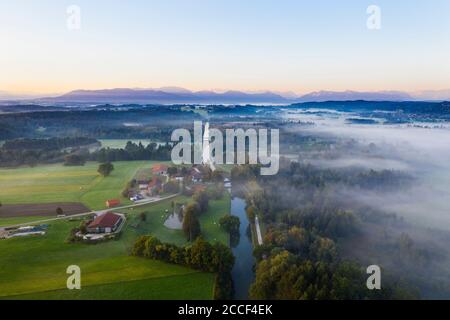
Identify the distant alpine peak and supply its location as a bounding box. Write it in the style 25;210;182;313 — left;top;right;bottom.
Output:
3;87;450;104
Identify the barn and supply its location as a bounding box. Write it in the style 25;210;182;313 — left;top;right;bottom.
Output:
87;212;123;234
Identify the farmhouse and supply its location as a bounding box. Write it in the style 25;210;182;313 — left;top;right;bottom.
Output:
106;199;120;208
87;212;123;234
152;164;168;176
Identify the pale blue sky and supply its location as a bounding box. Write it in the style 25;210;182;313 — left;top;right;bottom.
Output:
1;0;449;94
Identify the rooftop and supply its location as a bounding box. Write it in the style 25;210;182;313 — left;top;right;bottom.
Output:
88;212;122;229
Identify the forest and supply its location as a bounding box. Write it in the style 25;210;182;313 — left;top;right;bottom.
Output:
233;160;450;299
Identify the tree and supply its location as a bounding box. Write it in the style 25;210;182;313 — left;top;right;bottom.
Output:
140;212;147;222
211;170;224;182
182;203;201;241
56;207;64;216
98;162;114;177
208;183;224;200
167;166;178;176
219;215;240;235
79;221;87;234
193;190;209;213
211;241;235;272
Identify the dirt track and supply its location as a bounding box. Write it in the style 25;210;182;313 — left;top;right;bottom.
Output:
0;203;90;218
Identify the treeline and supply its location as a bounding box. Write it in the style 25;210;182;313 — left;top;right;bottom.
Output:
0;107;195;140
132;235;235;299
0;139;172;167
231;162;412;192
2;137;98;150
285;162;412;191
0;137;96;167
0;148;66;167
90;141;172;162
250;251;414;299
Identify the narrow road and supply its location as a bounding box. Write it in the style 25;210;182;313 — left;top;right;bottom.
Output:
0;193;180;229
255;215;263;245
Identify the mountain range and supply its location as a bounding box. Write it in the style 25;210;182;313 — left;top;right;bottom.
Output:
1;88;450;104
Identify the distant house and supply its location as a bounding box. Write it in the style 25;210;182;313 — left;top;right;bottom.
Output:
173;173;184;182
106;199;120;208
138;183;148;190
87;212;123;234
152;164;168;176
190;167;203;183
148;176;163;196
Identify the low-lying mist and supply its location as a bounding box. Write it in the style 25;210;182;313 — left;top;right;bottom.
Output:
276;112;450;298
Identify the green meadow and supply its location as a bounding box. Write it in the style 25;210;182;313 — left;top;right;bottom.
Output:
0;159;230;299
120;193;230;246
0;194;229;299
0;161;169;210
0;216;50;227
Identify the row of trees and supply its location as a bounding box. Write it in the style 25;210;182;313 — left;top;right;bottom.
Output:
91;141;172;162
0;139;172;168
132;235;235;299
2;137;98;150
132;235;234;273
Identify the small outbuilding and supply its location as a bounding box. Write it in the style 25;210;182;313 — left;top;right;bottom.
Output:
106;199;120;208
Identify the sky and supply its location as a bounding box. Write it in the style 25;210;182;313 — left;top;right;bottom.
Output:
0;0;449;96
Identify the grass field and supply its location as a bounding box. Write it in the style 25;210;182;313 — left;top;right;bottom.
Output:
0;160;230;299
4;273;214;300
0;161;169;211
0;216;50;227
0;193;229;299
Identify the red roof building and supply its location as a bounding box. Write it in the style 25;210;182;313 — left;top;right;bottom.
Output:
152;164;169;175
106;199;120;208
87;212;123;234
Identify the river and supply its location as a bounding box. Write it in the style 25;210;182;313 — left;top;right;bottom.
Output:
230;196;255;300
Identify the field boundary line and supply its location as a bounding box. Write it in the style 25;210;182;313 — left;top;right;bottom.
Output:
0;193;180;229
